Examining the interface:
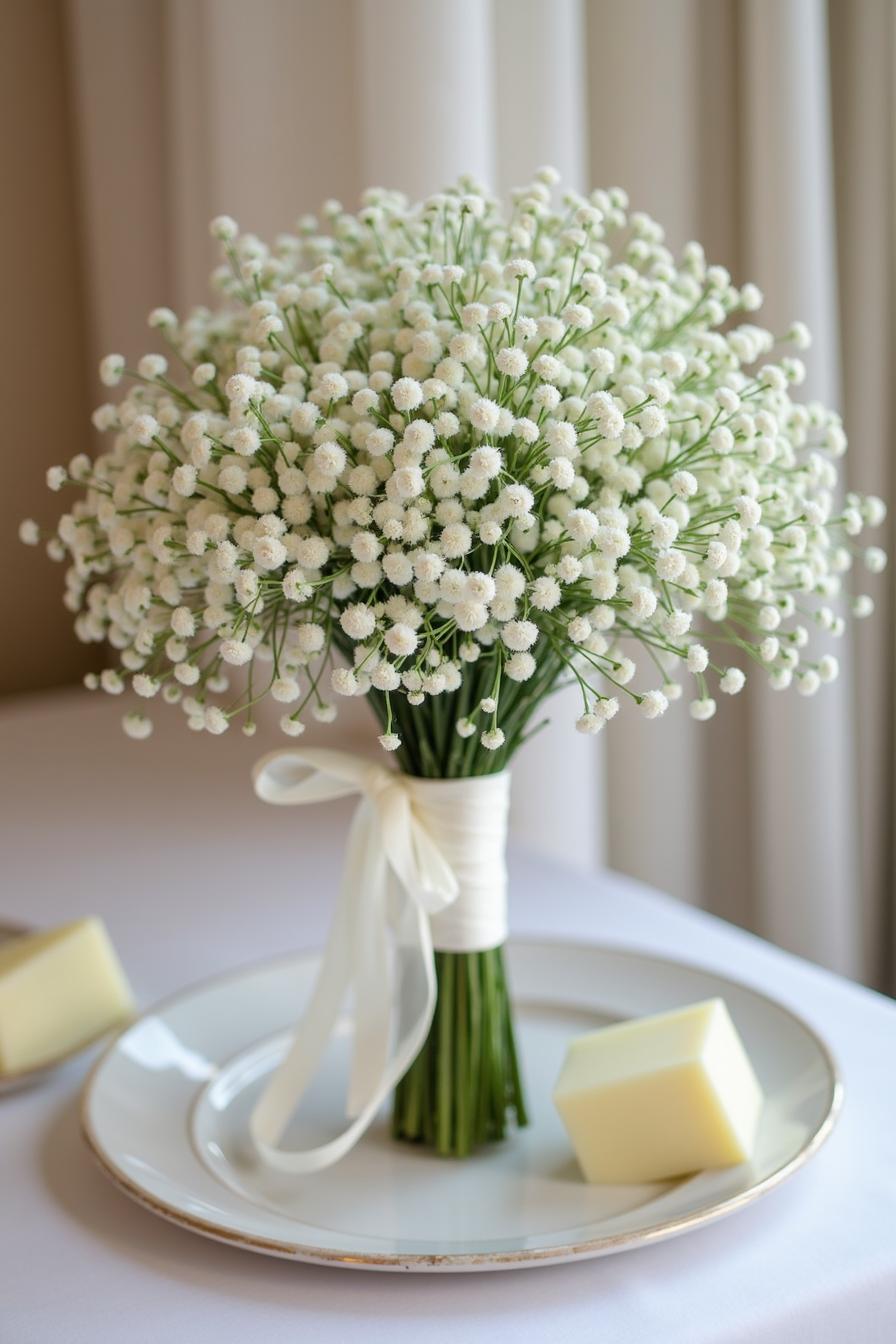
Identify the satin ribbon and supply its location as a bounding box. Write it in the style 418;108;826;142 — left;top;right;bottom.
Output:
250;748;510;1174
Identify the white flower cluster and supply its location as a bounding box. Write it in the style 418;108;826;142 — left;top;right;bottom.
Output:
27;171;885;758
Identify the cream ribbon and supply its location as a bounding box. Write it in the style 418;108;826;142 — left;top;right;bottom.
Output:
250;748;510;1174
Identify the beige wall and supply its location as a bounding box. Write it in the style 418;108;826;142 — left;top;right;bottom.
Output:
1;1;96;694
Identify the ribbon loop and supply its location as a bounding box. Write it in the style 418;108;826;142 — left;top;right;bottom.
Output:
249;749;509;1174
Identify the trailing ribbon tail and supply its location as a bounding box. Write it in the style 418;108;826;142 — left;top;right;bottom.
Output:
249;747;461;1174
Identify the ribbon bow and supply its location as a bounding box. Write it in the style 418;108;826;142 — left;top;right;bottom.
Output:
250;748;508;1174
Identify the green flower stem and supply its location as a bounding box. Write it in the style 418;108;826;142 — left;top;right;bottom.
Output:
358;654;551;1156
392;947;527;1158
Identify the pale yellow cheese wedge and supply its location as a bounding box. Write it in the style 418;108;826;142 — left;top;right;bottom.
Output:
553;997;763;1184
0;917;134;1074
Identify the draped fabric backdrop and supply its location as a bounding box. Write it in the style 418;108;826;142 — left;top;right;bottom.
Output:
6;0;893;988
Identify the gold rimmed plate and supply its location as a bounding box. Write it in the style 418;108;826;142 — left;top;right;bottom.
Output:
81;939;840;1271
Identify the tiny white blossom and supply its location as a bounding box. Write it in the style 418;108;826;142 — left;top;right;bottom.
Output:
148;306;177;329
496;348;528;378
391;377;424;411
100;669;124;695
99;354;125;386
505;652;536;681
193;362;216;386
210;214;239;240
332;667;358;696
671;470;698;499
818;655;839;683
720;668;746;694
797;669;821;696
280;715;306;737
138;353;167;380
576;712;604;735
639;405;667;438
221;638;253;666
640;689;669;718
470;397;501;432
384;623;418;657
122;712;153;739
529;576;561;610
340;604;376;640
204;706;229;734
501;620;538;651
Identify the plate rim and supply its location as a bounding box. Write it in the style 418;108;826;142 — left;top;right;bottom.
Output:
80;937;843;1271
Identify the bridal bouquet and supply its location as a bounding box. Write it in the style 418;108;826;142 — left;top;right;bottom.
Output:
24;169;884;1163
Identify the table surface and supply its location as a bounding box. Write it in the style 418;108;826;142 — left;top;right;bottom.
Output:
2;690;896;1344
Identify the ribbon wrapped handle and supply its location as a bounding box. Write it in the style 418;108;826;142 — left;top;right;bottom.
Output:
249;749;509;1174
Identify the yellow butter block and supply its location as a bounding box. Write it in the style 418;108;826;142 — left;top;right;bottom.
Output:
553;998;763;1184
0;917;134;1074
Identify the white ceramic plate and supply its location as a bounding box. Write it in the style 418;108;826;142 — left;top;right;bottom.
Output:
81;940;840;1272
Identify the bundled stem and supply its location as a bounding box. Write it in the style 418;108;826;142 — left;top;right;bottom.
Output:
362;653;562;1156
392;947;527;1157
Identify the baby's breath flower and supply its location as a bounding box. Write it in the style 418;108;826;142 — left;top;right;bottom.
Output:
470;397;501;432
122;712;153;740
100;669;124;695
720;668;746;695
220;638;253;666
28;172;882;754
384;623;417;657
640;689;669;718
148;306;177;329
99;354;125;386
501;620;538;652
391;377;423;411
576;712;604;735
204;706;229;734
132;674;159;698
193;362;216;386
210;214;238;240
496;347;528;378
797;669;821;696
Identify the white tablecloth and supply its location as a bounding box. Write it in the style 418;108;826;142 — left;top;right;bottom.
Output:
2;689;895;1344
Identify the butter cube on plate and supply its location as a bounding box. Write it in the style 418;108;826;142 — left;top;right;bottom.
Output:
553;998;763;1184
0;917;134;1075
